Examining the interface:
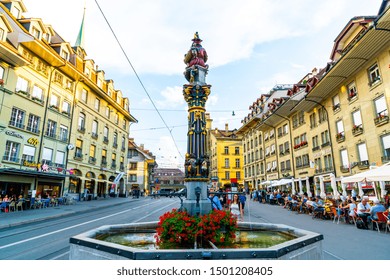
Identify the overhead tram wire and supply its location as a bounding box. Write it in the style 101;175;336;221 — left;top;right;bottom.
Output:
94;0;183;159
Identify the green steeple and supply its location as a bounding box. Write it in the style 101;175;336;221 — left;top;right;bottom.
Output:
75;5;86;48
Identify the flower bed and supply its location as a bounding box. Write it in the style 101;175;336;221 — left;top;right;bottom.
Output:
155;209;238;248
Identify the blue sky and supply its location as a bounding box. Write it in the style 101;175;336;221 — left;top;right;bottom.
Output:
24;0;381;169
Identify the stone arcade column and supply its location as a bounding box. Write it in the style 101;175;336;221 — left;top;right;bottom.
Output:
182;32;212;216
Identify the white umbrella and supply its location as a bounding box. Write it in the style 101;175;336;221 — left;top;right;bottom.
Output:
306;177;312;197
319;176;326;198
341;162;390;183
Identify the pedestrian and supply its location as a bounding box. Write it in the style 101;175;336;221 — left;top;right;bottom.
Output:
209;188;222;210
230;194;243;221
239;193;246;213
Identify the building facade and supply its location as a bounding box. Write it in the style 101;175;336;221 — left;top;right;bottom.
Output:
0;0;137;200
153;168;185;193
127;138;156;196
239;3;390;198
207;115;243;190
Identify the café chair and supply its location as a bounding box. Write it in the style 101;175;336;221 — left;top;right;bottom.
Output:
8;201;16;212
371;211;388;233
331;207;345;224
16;200;24;211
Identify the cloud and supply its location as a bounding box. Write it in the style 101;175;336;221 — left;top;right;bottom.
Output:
157;86;184;108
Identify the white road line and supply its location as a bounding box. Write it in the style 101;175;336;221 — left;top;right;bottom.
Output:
0;201;176;250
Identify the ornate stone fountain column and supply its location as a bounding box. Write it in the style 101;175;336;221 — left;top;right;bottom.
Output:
182;32;212;216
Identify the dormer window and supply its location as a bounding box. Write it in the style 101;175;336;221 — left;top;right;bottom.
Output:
43;33;50;42
61;50;69;61
32;27;41;39
84;67;90;78
10;6;21;19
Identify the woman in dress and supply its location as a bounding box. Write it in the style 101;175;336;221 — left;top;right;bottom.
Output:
230;194;244;221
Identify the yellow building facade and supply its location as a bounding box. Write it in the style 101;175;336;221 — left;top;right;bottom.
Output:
0;0;136;200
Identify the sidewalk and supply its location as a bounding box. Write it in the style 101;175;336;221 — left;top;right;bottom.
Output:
0;197;135;229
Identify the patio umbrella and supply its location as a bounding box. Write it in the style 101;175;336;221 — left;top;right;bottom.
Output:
340;162;390;183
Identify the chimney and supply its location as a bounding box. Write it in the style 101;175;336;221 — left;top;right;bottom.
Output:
140;144;144;150
225;123;229;132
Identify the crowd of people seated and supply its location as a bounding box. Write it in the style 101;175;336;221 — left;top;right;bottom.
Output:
251;189;390;231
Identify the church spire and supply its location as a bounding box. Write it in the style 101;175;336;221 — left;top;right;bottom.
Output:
75;3;86;48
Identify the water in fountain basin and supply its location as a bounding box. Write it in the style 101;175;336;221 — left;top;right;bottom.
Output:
96;230;296;250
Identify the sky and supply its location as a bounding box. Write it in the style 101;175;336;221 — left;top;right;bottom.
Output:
23;0;381;169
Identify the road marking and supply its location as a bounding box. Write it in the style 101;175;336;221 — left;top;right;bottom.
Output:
0;201;176;250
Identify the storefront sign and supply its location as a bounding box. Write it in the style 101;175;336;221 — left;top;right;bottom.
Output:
23;160;40;168
27;137;39;146
5;130;24;139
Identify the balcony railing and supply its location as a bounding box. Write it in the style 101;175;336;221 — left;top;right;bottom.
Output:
336;132;345;143
352;125;363;136
77;126;85;133
340;165;350;173
103;137;109;144
374;114;389;126
358;160;369;169
89;157;96;164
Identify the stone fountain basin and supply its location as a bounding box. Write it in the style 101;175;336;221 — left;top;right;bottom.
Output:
69;221;323;260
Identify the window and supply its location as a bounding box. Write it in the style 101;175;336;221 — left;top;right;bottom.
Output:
62;101;70;114
32;27;41;39
368;63;381;85
61;50;69;61
224;158;229;168
121;136;126;150
357;143;368;163
224;146;229;154
103;126;109;143
340;149;349;169
46;119;57;138
236;171;241;180
10;6;21;18
4;141;20;162
27;114;40;133
314;158;322;171
0;65;4;78
102;149;107;164
81;89;88;103
321;130;330;145
318;107;327;123
381;134;390;160
128;174;137;182
270;144;275;154
113;132;118;147
16;76;29;93
310;112;316;128
10;107;25;129
129;162;137;170
42;147;53;164
105;106;111;118
225;171;230;180
283;123;288;135
272;160;277;171
89;144;96;159
235;159;240;168
22;145;35;163
95;98;100;111
235;147;239;155
92;120;98;137
112;153;117;168
286;160;291;170
352;110;363;130
324;154;333;171
284;142;290;152
115;113;119;125
312;135;319;149
50;93;59;108
59;125;68;142
32;85;43;101
123;119;127;130
332;95;340;110
347;82;358;100
78;113;85;131
75;139;83;158
336;120;344;138
55;151;65;167
374;95;388;118
266;162;272;172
